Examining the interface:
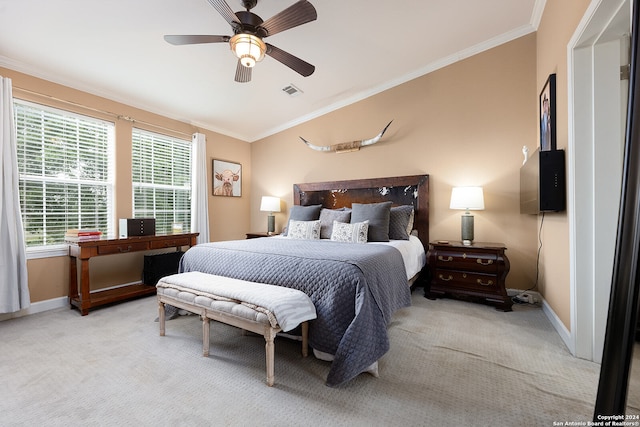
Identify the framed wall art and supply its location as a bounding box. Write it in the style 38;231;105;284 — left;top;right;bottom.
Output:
539;73;556;151
212;159;242;197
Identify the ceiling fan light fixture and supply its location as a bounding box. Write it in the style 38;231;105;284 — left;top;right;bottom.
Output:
165;0;317;82
230;33;266;68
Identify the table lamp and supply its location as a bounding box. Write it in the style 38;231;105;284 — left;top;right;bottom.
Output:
260;196;281;234
450;186;484;245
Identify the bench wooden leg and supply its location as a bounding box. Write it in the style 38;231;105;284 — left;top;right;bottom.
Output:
202;316;210;357
265;328;276;387
158;299;166;336
301;321;309;358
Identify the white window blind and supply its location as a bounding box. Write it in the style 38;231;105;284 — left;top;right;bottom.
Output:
132;128;191;234
15;100;115;249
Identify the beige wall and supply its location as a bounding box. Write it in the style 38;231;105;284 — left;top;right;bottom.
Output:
535;0;591;329
250;34;539;292
1;66;251;303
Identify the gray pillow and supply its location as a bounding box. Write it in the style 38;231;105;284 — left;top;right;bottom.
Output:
389;205;414;240
283;204;322;236
319;208;351;239
351;201;392;242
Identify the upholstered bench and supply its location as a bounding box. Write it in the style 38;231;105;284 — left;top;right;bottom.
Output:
156;271;317;386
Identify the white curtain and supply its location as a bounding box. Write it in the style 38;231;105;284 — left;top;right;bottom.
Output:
0;76;29;313
191;133;210;244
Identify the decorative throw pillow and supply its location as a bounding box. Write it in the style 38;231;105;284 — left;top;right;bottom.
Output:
351;201;392;242
389;205;414;240
330;220;369;243
282;204;322;236
286;220;321;240
319;208;351;239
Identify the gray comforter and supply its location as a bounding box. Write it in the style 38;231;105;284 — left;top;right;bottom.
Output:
179;238;411;387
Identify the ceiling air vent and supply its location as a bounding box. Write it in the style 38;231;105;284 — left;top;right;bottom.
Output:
282;84;303;97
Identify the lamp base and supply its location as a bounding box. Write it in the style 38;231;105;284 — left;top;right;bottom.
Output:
267;214;275;234
461;214;474;244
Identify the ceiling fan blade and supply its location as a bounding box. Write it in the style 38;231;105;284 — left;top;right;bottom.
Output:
265;43;315;77
235;61;252;83
206;0;240;28
260;0;317;37
164;35;230;45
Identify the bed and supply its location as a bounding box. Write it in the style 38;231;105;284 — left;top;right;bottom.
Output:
179;175;429;387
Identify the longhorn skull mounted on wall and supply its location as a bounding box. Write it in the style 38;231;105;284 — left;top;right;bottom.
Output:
299;120;393;153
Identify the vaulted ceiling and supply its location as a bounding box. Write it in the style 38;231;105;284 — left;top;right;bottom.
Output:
0;0;541;141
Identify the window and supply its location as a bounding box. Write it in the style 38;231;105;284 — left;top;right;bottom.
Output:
132;128;191;234
15;100;115;253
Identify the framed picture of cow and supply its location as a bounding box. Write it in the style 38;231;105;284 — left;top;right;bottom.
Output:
212;159;242;197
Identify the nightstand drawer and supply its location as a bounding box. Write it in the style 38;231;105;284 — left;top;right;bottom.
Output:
433;269;498;291
434;249;498;273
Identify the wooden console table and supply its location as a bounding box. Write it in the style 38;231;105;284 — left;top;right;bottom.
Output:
68;233;198;315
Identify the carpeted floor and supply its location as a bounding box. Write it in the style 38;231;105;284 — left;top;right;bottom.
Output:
1;291;604;426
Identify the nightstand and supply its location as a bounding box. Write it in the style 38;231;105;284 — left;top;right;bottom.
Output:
246;232;279;239
425;241;512;311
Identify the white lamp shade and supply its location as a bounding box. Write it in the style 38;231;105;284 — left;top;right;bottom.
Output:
260;196;281;213
450;187;485;210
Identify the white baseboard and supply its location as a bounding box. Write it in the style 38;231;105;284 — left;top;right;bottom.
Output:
0;281;145;322
541;297;574;354
0;296;68;322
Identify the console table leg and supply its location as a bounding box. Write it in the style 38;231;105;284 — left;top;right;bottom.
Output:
79;258;91;316
69;256;78;309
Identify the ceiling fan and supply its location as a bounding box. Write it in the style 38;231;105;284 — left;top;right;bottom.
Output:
164;0;317;83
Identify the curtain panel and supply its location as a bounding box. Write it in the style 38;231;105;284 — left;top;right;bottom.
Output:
0;76;30;313
191;133;210;244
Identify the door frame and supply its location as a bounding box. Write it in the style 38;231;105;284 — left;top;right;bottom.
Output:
567;0;629;362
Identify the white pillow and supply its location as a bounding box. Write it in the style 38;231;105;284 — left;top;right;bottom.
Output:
286;220;321;240
330;220;369;243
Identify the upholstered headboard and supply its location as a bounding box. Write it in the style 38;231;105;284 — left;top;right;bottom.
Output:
293;175;430;250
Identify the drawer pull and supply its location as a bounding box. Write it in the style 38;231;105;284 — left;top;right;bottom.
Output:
118;245;132;253
438;256;453;262
476;259;494;266
477;279;494;286
439;274;453;281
